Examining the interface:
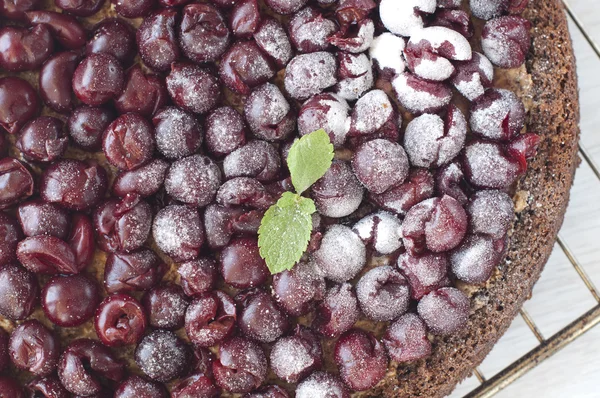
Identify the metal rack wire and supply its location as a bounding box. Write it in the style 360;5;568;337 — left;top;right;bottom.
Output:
462;2;600;396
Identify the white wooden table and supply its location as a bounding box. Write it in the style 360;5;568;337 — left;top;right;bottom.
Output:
449;1;600;396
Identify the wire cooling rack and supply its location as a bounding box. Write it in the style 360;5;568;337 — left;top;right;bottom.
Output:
457;2;600;396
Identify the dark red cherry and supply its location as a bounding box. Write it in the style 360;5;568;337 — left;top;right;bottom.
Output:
205;106;247;157
223;140;280;182
355;265;410;321
334;329;388;392
112;159;169;198
220;238;268;289
0;263;38;320
68;106;115;151
26;10;86;49
26;375;70;398
16;116;68;163
166;63;220;115
450;234;505;284
1;0;41;20
462;140;523;189
482;16;531;69
230;0;260;38
67;212;95;269
212;337;267;393
55;0;104;16
142;284;189;330
335;0;376;28
311;160;363;218
244;83;295;142
171;374;219;398
42;274;100;327
111;0;154;18
0;212;22;267
219;41;276;95
9;320;59;376
0;376;25;398
236;289;289;343
417;287;470;335
382;313;431;362
434;162;470;206
93;196;153;253
272;261;326;317
40;159;108;211
397;252;450;300
72;53;124;106
296;372;349;398
115;375;168;398
39;51;79;113
0;77;39;135
115;66;168;117
253;18;293;68
0;158;34;209
17;200;70;239
289;6;337;53
270;326;322;383
352;139;409;194
58;339;125;396
153;107;203;159
102;113;155;171
0;25;53;72
87;18;136;65
135;330;191;382
216;177;275;209
264;0;307;14
245;385;290;398
95;293;147;347
152;205;205;262
16;235;79;275
185;291;237;347
179;3;230;63
104;249;167;294
178;258;218;296
284;52;337;100
165;155;221;206
137;9;180;73
313;283;359;338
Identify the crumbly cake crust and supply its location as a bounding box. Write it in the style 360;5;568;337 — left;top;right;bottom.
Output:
365;0;580;396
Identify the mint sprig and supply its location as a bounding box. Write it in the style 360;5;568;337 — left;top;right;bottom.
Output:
258;129;334;274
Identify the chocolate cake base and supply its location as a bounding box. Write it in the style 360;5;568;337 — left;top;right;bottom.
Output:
366;0;580;396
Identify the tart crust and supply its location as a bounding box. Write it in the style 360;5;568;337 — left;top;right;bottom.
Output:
364;0;580;396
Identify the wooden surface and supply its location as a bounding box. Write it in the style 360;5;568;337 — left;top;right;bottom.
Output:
449;1;600;396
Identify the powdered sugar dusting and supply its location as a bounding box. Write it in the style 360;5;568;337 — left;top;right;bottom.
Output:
412;55;455;81
464;141;520;188
296;372;348;398
417;287;469;335
335;53;374;100
270;337;315;382
353;211;403;254
223;140;281;182
369;33;406;77
165;155;221;207
314;225;366;282
152;205;203;261
468;190;514;239
450;234;498;283
409;26;472;61
392;72;452;114
298;93;350;148
356;265;410;321
254;18;293;67
350;89;393;135
290;7;337;52
379;0;437;37
284;52;337;100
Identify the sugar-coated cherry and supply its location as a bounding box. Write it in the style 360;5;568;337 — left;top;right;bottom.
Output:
329;18;374;53
397;251;450;300
40;159;108;211
95;293;147;347
470;0;528;20
356;265;410;321
104;249;166;294
220;238;269;289
0;25;53;72
382;313;431;362
87;18;136;65
482;16;531;69
153;107;203;159
178;258;218;296
0;263;38;320
153;205;205;262
180;3;230;63
264;0;307;15
272;261;326;316
204;204;264;249
55;0;104;16
462;140;523;189
236;289;289;343
298;93;350;148
216;177;275;209
392;72;452;115
42;274;100;327
219;41;276;95
311;160;364;218
16;116;68;163
142;284;189;330
135;329;191;382
103;113;155;171
470;88;526;141
289;6;337;53
245;385;289;398
9;320;59;376
435;162;470;206
352;139;409;194
270;326;322;383
166;63;221;115
26;375;70;398
284;52;337;100
334;329;388;392
58;339;125;396
213;337;267;393
313;283;359;338
230;0;260;38
417;287;470;335
468;190;514;239
0;77;40;135
296;372;349;398
111;0;153;18
39;51;79;113
114;375;168;398
72;53;124;106
314;225;366;283
244;83;295;142
205;106;247;157
253;18;293;68
137;9;180;72
0;158;34;209
17;200;69;240
112;159;169;198
450;234;505;284
68;105;115;151
165;155;221;207
335;52;374;101
352;211;403;254
185;290;237;347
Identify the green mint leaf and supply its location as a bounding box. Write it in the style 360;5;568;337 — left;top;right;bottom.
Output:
258;192;316;274
287;129;334;194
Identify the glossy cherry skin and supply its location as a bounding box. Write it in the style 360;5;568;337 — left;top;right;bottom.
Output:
16;116;68;163
111;0;154;18
115;66;168;117
179;3;230;63
42;274;100;327
114;375;169;398
178;258;218;296
55;0;105;16
230;0;260;37
1;0;41;20
143;284;189;330
68;212;95;269
39;51;79;113
219;41;276;95
0;77;39;135
9;320;59;376
382;313;432;363
0;158;34;209
0;25;53;71
137;9;180;72
171;373;219;398
26;10;86;50
26;375;70;398
0;212;23;266
0;376;25;398
68;105;115;151
102;113;156;171
58;339;125;396
236;289;289;343
220;238;269;289
185;291;237;347
0;263;38;320
104;249;167;294
72;53;125;106
17;235;79;275
95;293;147;347
135;330;192;382
40;159;108;211
17;199;70;239
87;18;136;65
213;337;267;393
